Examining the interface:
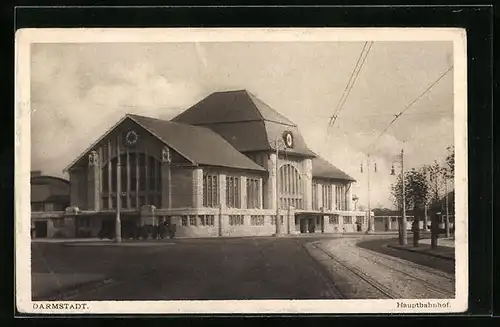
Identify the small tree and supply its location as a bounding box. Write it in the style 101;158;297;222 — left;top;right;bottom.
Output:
422;146;455;248
445;145;455;177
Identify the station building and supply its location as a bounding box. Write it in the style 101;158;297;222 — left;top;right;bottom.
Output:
36;90;368;238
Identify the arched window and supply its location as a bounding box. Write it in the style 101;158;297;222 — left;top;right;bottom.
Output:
278;164;303;209
101;152;162;210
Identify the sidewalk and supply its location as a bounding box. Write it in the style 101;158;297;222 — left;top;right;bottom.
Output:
32;238;109;244
386;242;455;261
418;238;455;248
32;272;112;300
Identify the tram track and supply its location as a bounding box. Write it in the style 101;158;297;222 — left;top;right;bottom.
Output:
359;243;455;281
351;248;454;298
308;240;455;299
308;242;396;299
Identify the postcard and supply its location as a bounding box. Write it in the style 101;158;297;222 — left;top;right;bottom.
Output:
15;27;467;314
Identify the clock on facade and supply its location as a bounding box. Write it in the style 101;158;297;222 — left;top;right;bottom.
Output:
125;130;138;146
283;131;294;148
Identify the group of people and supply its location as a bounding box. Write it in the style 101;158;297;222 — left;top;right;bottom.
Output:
98;219;177;240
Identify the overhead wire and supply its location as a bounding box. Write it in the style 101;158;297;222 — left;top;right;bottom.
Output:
330;41;374;128
364;65;454;156
323;41;374;155
328;42;370;126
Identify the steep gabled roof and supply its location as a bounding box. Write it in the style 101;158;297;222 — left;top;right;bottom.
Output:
128;114;266;172
172;90;296;126
312;156;356;182
65;114;266;173
171;90;318;156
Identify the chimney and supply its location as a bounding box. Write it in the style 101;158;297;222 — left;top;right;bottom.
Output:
31;170;42;178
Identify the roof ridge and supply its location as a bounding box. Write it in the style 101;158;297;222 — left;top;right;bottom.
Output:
127;115;197;165
129;114;265;172
246;92;297;127
244;90;266;122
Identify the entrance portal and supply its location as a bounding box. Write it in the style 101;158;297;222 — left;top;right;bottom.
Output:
308;218;316;233
298;216;318;234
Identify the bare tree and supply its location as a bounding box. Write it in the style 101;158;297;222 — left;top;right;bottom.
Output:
390;167;429;246
423;145;454;249
445;145;455;177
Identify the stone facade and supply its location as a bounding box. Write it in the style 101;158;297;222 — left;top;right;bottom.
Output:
51;110;367;239
59;149;366;238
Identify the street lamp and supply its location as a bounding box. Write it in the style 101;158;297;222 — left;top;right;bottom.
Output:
115;140;123;243
360;154;376;234
270;136;285;236
440;167;451;238
269;133;293;236
390;149;407;245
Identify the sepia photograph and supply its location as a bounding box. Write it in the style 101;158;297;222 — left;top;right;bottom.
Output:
15;28;468;314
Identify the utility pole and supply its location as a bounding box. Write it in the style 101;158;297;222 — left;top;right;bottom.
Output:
275;135;281;236
445;174;450;238
423;167;428;231
400;148;407;245
115;138;122;243
365;154;374;234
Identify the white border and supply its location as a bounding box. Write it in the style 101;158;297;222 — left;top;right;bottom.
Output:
15;28;468;314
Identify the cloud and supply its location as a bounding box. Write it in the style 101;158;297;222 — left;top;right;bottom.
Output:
30;48;205;178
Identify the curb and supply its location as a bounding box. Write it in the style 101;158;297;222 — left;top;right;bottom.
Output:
386;244;455;261
33;278;115;301
63;242;176;247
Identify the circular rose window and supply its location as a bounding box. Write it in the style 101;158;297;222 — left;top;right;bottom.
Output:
125;130;138;146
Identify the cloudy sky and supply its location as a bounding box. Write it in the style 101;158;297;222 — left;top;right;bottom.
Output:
31;40;454;209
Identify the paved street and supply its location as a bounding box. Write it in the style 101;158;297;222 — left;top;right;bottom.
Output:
31;234;456;301
32;236;345;300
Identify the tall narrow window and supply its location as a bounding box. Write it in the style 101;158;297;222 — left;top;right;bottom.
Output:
203;173;219;207
111;160;116;193
312;181;318;210
322;184;332;211
130;153;137;192
279;164;303;209
102;165;109;192
226;176;240;208
139;153;146;191
335;185;343;211
101;152;161;210
247;178;260;209
336;184;346;211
